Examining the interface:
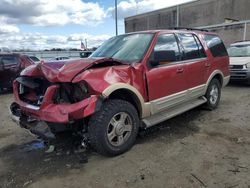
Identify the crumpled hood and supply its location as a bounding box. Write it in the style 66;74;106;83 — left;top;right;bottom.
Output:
21;57;125;82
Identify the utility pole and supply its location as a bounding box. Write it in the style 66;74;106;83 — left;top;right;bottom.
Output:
243;22;247;41
85;39;88;50
115;0;118;36
176;5;179;27
136;0;138;14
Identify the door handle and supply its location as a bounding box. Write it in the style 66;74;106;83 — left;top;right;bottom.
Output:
176;68;184;73
205;63;211;67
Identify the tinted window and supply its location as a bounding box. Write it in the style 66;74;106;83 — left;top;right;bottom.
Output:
193;35;206;58
1;56;18;65
151;34;181;66
204;35;228;57
178;33;203;60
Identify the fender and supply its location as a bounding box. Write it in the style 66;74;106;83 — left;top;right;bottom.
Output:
102;83;151;118
204;70;229;94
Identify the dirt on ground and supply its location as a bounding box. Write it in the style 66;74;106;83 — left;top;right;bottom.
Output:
0;84;250;188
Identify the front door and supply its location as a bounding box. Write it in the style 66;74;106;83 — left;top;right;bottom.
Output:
146;33;188;113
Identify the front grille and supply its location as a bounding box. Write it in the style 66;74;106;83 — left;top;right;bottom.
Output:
17;77;51;106
230;65;244;70
230;70;247;79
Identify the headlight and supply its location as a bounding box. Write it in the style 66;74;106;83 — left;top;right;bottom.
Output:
72;81;89;102
246;62;250;68
54;81;89;103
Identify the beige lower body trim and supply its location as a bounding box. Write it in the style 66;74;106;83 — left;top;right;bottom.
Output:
150;84;206;115
102;73;228;119
143;97;207;127
223;75;230;87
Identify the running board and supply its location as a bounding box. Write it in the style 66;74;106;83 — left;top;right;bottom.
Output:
142;97;207;128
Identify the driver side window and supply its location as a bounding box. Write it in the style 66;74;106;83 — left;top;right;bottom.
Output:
150;34;181;67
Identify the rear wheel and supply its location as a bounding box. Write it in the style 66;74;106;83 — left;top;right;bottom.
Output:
88;99;139;156
205;79;221;110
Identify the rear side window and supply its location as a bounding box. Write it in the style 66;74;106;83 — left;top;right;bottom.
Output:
204;35;228;57
1;56;18;65
178;33;206;60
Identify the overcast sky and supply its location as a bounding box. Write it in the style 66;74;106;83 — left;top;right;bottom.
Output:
0;0;193;50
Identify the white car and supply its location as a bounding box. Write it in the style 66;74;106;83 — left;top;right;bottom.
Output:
228;41;250;84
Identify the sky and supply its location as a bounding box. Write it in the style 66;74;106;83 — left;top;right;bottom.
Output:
0;0;193;50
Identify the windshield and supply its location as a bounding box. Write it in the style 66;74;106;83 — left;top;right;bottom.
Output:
29;56;40;62
90;33;153;63
227;44;250;57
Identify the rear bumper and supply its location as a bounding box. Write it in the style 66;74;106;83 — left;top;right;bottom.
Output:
12;80;100;123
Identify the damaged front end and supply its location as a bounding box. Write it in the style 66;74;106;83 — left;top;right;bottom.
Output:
10;74;100;141
10;57;142;141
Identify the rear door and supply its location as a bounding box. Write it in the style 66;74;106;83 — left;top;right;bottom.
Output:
146;33;188;114
177;33;208;98
0;55;19;88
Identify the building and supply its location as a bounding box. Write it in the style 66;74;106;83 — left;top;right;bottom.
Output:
124;0;250;46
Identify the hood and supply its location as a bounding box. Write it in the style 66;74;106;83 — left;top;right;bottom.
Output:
229;57;250;65
21;57;126;82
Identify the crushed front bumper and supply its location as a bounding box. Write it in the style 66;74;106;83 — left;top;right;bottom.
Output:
10;80;101;139
10;102;55;140
12;80;100;123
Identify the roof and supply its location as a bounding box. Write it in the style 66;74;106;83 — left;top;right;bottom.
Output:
0;52;30;58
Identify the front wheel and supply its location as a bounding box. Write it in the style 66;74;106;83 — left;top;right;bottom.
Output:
205;79;221;110
88;99;139;156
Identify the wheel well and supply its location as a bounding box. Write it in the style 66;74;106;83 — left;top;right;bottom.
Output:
212;74;223;86
108;89;142;117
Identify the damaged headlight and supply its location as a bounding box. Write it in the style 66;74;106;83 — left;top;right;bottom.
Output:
246;62;250;69
72;81;89;102
54;81;90;103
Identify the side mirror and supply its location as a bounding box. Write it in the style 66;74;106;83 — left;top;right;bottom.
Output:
149;60;159;67
154;50;176;62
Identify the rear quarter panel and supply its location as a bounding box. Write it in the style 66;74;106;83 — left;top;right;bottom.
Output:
199;33;230;82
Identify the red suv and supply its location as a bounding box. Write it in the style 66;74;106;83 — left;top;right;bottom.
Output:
10;29;229;156
0;53;34;92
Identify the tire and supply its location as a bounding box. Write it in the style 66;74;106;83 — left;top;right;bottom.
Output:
88;99;139;156
204;79;221;110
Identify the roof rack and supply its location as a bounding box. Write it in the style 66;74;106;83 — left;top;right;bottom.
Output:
170;27;209;32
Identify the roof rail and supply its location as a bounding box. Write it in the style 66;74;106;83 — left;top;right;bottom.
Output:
170;27;209;32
